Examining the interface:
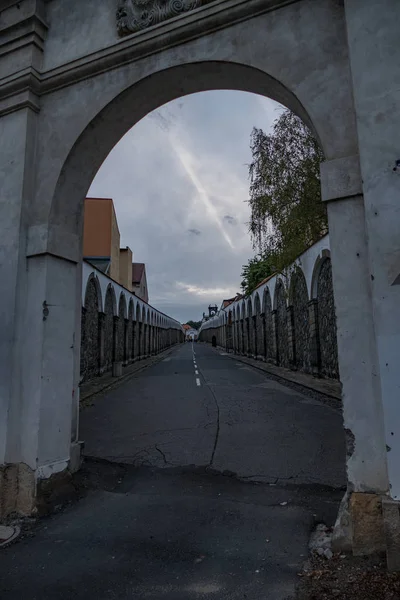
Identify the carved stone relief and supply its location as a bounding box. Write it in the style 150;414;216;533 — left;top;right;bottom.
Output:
117;0;215;35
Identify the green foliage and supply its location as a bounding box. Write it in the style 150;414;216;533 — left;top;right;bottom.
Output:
186;320;202;330
240;252;276;296
248;109;327;273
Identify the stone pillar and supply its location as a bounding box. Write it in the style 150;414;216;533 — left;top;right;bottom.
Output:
322;153;389;553
123;318;129;366
145;324;149;356
244;318;249;356
71;261;83;472
0;3;50;514
4;253;79;514
80;307;87;380
137;323;142;359
98;313;106;374
343;4;400;566
112;316;122;377
271;310;278;365
308;299;321;377
235;322;239;354
261;315;267;361
286;306;296;369
252;316;258;359
132;321;137;361
131;320;136;362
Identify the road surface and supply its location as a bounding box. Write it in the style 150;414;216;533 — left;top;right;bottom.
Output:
0;343;346;599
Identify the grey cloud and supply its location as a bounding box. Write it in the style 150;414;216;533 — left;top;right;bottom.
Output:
89;90;280;322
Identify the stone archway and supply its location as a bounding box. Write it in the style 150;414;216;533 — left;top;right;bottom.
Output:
2;0;399;553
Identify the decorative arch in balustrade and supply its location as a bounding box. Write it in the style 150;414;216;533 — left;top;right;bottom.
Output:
80;274;102;382
116;293;127;363
246;297;253;356
127;299;134;362
253;292;262;359
262;287;274;362
274;279;289;368
240;300;246;354
290;267;311;373
104;285;117;372
315;255;339;380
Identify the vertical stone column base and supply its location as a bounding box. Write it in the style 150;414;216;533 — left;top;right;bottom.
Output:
333;491;388;558
112;361;123;377
1;453;86;520
0;463;35;518
69;441;84;473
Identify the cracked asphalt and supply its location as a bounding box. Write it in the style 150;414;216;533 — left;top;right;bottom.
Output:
0;343;346;599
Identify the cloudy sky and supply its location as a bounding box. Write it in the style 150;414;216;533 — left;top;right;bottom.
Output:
89;91;282;324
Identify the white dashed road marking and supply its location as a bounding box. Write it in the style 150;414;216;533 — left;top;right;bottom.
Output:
195;370;199;375
196;378;201;387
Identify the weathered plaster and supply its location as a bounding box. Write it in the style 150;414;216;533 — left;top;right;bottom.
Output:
1;0;399;558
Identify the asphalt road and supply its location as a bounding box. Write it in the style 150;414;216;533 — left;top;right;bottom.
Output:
0;343;346;600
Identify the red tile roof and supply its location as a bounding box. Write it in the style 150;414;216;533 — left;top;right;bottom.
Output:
132;262;145;284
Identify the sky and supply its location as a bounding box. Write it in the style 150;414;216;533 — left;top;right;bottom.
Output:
89;90;282;324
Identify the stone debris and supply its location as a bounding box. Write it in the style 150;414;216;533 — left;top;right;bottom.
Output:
309;524;333;559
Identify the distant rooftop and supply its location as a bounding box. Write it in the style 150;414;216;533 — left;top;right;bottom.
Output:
132;263;145;284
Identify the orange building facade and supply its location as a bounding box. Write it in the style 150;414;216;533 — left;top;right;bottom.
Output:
83;198;121;283
83;197;148;300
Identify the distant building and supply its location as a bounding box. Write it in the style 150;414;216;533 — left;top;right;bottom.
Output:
119;247;133;292
220;297;236;310
182;324;198;341
83;197;120;281
202;304;218;322
83;197;148;299
132;263;149;303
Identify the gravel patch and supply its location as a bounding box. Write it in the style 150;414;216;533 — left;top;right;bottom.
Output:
296;554;400;599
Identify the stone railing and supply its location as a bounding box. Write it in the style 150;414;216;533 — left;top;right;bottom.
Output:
199;235;339;380
80;261;184;383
